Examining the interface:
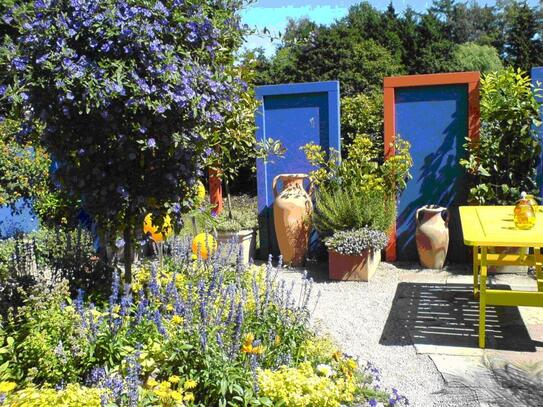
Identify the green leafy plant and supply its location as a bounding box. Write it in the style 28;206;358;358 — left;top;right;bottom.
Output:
460;68;542;204
213;195;258;233
302;135;412;197
341;90;384;151
451;42;503;74
313;184;396;237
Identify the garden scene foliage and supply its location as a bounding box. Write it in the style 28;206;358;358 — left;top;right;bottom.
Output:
0;242;406;406
0;0;543;405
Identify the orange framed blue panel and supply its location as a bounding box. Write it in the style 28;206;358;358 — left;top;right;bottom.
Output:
383;72;480;262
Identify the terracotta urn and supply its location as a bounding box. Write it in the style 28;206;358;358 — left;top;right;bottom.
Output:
415;205;449;269
273;174;313;266
328;249;380;281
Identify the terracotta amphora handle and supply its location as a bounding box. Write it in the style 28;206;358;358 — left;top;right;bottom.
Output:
416;207;424;227
300;174;313;196
272;174;283;198
442;208;449;227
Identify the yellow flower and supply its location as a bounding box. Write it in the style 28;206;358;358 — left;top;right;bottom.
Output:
0;382;16;393
170;390;183;401
166;304;174;312
183;391;195;402
168;375;180;384
241;344;253;354
332;351;342;362
171;315;183;325
243;332;254;346
346;359;357;370
274;335;281;346
158;381;171;390
183;379;197;390
147;378;159;388
251;345;265;355
194;180;206;206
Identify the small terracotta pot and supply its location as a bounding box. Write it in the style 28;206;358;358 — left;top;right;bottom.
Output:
416;205;449;269
273;174;313;266
328;249;381;281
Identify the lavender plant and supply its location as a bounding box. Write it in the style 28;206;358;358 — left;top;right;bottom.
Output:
0;237;408;406
325;228;389;256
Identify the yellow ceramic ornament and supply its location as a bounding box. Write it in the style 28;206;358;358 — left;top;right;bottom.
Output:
143;213;173;242
195;180;206;206
191;232;217;260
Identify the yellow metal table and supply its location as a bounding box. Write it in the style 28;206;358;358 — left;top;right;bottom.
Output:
459;206;543;348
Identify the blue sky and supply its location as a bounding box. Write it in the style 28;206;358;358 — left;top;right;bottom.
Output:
241;0;539;56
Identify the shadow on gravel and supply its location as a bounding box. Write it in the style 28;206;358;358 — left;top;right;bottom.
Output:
380;282;541;351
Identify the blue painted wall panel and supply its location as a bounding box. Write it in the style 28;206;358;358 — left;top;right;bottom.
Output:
0;199;39;239
255;81;340;256
395;84;469;262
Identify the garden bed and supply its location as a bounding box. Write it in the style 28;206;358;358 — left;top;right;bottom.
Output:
0;236;407;406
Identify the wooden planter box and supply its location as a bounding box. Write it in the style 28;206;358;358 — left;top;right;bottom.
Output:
328;249;381;281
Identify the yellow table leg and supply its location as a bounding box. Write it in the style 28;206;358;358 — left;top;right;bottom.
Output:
479;246;488;349
473;245;479;298
535;247;543;292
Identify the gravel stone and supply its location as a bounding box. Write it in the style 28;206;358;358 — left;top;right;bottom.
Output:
279;261;479;407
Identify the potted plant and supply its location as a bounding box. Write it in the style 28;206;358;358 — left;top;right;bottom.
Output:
313;184;395;281
214;195;258;264
325;228;388;281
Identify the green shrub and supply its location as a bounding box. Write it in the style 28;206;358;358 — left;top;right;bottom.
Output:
341;91;384;152
215;195;258;232
0;237;14;280
451;43;503;74
460;68;542;204
180;195;258;235
302;135;412;197
0;238;408;406
313;184;395;236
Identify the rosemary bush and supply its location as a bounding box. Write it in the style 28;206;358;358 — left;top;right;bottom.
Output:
325;228;389;256
313;184;395;236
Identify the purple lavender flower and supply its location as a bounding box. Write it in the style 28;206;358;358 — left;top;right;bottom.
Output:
115;238;125;249
147;137;157;149
120;285;133;317
125;352;141;406
171;202;181;213
12;57;27;71
151;309;166;336
74;288;85;318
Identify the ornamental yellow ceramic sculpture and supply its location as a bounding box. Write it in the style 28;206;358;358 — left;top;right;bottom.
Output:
143;213;173;242
191;233;217;260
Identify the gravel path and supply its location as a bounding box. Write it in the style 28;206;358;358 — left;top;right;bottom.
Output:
279;261;477;407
